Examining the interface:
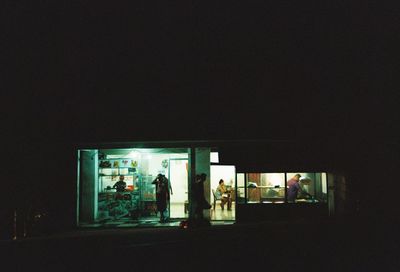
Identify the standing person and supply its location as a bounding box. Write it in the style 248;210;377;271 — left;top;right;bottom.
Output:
152;174;170;223
216;179;232;210
287;174;302;203
113;175;127;192
193;173;211;225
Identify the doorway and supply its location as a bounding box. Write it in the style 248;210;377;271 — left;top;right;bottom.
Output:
210;165;236;221
168;158;189;219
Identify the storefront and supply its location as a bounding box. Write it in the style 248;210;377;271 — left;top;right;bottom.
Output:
76;141;343;227
77;142;230;227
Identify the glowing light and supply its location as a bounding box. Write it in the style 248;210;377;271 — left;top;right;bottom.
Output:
126;151;139;158
210;152;219;163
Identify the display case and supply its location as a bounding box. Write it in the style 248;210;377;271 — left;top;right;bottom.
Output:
139;175;157;216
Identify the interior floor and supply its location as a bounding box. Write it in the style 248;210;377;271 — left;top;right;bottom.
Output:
79;217;234;229
80;202;235;229
209;201;236;221
170;202;236;221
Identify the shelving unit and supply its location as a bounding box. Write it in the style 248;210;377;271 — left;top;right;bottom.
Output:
97;158;159;220
98;158;141;220
98;158;139;192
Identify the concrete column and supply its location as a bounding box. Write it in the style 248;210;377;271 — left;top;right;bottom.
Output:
195;148;211;220
327;173;335;216
79;150;98;223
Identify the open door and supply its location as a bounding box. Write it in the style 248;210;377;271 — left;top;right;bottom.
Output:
210;165;236;221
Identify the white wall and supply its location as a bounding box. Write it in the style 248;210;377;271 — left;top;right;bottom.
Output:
322;172;327;194
140;153;188;204
169;159;188;203
260;173;285;186
143;153;188;177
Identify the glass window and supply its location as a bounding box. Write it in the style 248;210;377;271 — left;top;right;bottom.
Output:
245;173;285;203
286;172;327;203
246;173;261;203
259;173;285;203
236;173;245;204
233;172;328;206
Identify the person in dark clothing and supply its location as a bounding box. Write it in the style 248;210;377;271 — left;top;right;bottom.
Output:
113;175;127;192
287;174;302;202
152;174;170;223
193;173;211;224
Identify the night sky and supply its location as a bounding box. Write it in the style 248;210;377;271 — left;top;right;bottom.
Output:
3;0;400;227
4;0;398;142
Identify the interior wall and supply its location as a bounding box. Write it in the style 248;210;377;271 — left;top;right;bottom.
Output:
322;173;327;194
143;153;187;176
143;153;188;203
260;173;285;186
169;159;188;203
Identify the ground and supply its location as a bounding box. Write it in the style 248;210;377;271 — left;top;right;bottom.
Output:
2;217;398;272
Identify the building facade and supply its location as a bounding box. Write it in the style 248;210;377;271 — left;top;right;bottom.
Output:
76;140;346;228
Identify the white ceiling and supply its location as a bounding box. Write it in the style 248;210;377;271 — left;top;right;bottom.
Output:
99;148;188;156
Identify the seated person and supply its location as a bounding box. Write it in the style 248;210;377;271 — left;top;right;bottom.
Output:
216;179;232;210
113;175;127;192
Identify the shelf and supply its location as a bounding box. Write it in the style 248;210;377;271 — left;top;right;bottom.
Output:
100;191;140;194
99;175;136;177
99;167;137;169
99;158;136;160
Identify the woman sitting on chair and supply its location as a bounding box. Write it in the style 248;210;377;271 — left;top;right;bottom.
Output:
216;179;232;211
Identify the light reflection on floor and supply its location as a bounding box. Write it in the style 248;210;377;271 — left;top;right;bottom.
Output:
79;202;235;229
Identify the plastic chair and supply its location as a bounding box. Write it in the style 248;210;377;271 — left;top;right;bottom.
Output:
211;189;222;210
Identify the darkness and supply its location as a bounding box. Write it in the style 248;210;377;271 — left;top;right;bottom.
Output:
2;0;400;238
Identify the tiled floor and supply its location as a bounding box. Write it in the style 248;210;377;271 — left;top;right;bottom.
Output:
170;202;187;218
80;217;178;228
209;202;236;221
170;201;236;221
79;217;234;229
79;202;235;229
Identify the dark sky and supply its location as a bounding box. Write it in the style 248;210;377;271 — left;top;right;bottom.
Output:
3;0;399;146
2;0;400;226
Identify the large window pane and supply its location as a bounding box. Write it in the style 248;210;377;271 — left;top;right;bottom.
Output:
286;172;326;203
260;173;285;203
246;173;285;203
246;173;261;203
